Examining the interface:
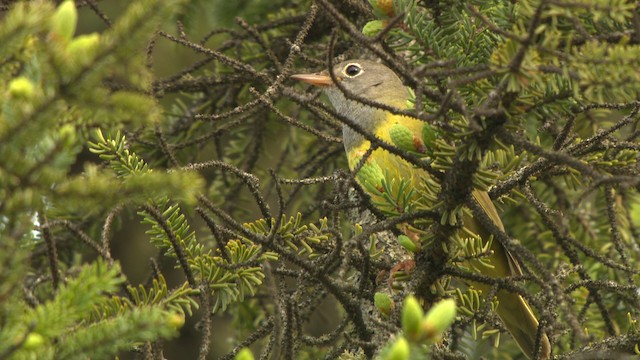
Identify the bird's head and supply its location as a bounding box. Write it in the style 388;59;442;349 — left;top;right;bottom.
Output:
291;59;409;109
292;59;411;150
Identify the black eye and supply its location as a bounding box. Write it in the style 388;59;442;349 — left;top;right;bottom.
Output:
344;64;362;77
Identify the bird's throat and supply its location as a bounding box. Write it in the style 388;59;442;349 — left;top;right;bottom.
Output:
329;98;386;154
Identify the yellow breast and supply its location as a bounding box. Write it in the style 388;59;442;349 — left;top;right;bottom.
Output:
346;112;428;215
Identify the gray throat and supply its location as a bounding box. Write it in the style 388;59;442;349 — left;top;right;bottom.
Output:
325;89;383;153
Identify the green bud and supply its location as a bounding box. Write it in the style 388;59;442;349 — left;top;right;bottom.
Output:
389;124;415;151
422;298;457;341
167;312;185;329
58;124;77;148
374;292;394;317
363;20;387;37
51;0;77;42
421;123;439;150
390;123;427;154
368;0;395;17
235;348;255;360
355;157;384;190
385;336;410;360
23;332;45;349
397;235;418;253
8;77;35;99
402;295;423;340
67;33;100;66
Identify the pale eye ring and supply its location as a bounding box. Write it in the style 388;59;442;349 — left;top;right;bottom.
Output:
343;63;362;77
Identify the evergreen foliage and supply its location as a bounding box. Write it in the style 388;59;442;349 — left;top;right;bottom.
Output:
2;0;640;359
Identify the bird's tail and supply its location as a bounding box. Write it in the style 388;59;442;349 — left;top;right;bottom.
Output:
496;289;551;359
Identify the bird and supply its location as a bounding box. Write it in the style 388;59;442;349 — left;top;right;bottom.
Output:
292;59;551;359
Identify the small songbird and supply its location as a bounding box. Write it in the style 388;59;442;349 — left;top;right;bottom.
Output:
292;59;551;359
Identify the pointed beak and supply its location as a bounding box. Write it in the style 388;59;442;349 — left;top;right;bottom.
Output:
291;70;334;87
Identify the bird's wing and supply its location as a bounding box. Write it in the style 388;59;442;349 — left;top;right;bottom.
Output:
471;189;524;277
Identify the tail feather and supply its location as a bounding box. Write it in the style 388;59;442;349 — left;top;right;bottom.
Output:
496;289;551;359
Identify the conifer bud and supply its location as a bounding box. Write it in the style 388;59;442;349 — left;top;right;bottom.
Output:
402;295;423;340
374;292;394;317
51;0;77;42
422;123;439;150
356;158;385;189
385;337;410;360
167;312;186;329
422;298;457;342
22;332;45;349
67;33;100;66
8;77;35;99
397;235;418;253
389;124;416;152
368;0;395;17
58;124;77;148
363;20;387;37
235;348;255;360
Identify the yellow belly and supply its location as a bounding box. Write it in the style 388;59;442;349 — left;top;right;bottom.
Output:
346;112;428;215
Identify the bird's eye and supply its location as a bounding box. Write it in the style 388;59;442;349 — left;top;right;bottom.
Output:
343;63;362;77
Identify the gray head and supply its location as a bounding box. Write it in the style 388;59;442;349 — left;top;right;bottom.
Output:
292;59;410;150
292;60;408;106
323;59;408;107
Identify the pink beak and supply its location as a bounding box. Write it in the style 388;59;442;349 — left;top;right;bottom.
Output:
290;71;334;87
